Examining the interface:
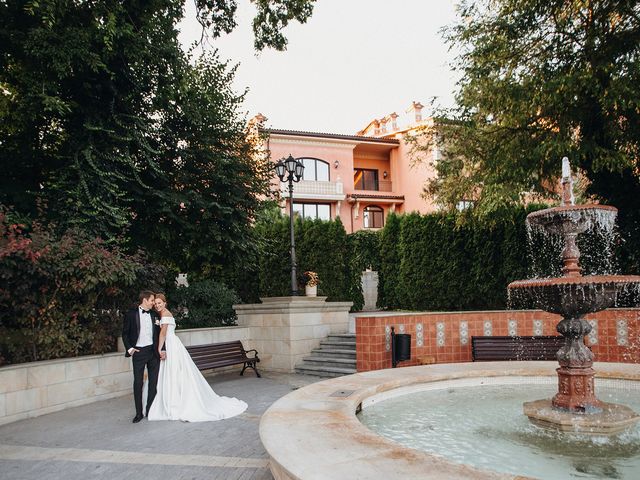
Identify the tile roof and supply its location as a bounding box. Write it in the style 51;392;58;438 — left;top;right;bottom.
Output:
263;128;400;145
349;193;405;200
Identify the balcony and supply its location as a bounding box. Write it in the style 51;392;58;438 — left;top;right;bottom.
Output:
280;180;346;201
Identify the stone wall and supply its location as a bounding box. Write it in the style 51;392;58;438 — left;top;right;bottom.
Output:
0;326;248;425
355;309;640;372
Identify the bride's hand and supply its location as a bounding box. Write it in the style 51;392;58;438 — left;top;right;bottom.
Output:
159;351;166;360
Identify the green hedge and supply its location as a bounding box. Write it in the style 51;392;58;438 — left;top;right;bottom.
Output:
244;215;364;310
375;204;637;311
379;207;535;311
235;202;639;313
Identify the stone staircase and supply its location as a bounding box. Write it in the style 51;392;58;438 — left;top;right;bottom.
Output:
294;333;356;377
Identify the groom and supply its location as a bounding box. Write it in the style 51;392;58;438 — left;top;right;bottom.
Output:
122;290;161;423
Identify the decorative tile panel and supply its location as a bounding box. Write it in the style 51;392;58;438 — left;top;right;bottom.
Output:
508;319;518;337
616;319;628;346
459;321;469;345
533;319;543;336
587;319;598;345
436;322;445;347
483;320;493;336
385;325;391;352
416;323;424;347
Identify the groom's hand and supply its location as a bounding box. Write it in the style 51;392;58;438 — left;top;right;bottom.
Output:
128;347;140;355
159;351;166;360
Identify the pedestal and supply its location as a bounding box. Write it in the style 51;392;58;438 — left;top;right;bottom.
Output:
552;366;602;412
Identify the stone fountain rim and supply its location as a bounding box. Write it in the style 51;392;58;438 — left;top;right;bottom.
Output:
259;362;640;480
527;204;618;220
508;274;640;289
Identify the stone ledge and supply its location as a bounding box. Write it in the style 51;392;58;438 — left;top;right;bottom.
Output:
234;297;353;314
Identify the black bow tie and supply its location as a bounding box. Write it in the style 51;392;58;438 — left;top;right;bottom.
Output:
141;309;151;314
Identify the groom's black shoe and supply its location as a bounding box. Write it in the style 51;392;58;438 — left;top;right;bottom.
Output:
132;414;144;423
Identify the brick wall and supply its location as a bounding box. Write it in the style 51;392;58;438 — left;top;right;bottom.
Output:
355;309;640;372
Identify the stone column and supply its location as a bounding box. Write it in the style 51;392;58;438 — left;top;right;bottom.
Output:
234;296;353;373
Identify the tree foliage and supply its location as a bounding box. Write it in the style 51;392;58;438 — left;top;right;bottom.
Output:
415;0;640;224
0;0;315;274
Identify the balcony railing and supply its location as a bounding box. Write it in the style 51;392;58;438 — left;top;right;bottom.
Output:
354;180;393;193
379;180;392;192
281;180;344;199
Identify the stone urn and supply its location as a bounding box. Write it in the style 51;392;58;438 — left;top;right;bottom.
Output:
305;284;317;297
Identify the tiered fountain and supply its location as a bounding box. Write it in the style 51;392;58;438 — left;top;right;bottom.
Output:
508;157;640;434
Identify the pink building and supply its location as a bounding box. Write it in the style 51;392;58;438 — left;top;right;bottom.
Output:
263;101;439;233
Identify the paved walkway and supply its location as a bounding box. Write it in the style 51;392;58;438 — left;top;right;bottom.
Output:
0;372;320;480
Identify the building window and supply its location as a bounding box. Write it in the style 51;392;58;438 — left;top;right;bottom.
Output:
293;202;331;220
354;169;379;191
300;158;330;182
363;205;384;228
456;200;474;211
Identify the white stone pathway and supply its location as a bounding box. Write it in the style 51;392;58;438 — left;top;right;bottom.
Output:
0;444;269;468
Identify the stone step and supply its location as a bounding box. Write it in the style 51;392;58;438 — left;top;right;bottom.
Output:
294;364;357;378
300;357;356;369
311;348;356;359
327;333;356;340
320;340;356;349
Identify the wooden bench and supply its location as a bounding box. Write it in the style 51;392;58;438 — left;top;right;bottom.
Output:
471;335;565;361
185;340;261;377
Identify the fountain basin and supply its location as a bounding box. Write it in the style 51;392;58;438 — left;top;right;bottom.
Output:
508;275;640;317
259;362;640;480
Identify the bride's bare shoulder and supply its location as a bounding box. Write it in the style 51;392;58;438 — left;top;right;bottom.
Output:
162;310;174;318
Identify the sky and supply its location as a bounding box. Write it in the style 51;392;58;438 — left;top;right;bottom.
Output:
179;0;461;135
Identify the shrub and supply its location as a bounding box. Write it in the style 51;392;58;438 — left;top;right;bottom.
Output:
0;208;141;364
171;279;240;328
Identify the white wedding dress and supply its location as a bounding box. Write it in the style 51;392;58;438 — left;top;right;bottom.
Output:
147;317;247;422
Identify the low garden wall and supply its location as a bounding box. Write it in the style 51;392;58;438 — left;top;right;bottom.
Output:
355;309;640;372
0;326;249;426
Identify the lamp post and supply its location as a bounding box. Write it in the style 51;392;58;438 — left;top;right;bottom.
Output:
275;155;305;295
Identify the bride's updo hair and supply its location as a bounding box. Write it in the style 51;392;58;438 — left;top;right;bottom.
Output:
155;293;167;304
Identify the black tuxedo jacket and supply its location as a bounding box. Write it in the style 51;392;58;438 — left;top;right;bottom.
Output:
122;307;160;358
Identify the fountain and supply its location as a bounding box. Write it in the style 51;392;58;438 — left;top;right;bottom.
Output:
508;157;640;434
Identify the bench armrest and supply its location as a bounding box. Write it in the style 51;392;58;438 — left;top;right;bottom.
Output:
244;348;259;358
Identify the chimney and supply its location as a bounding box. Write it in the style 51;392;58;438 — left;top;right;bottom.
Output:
389;112;399;131
407;101;424;123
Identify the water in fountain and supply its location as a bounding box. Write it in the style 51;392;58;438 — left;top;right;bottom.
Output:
358;380;640;480
525;215;620;280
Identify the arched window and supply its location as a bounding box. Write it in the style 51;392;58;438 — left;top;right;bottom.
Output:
300;158;330;182
363;205;384;229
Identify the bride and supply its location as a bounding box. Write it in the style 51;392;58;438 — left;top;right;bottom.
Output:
147;293;247;422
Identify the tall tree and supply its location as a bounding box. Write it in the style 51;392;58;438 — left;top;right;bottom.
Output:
415;0;640;218
0;0;315;271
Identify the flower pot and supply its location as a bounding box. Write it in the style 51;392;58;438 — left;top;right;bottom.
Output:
305;285;317;297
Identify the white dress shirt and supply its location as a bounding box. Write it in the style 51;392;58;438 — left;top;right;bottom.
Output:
136;307;153;348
